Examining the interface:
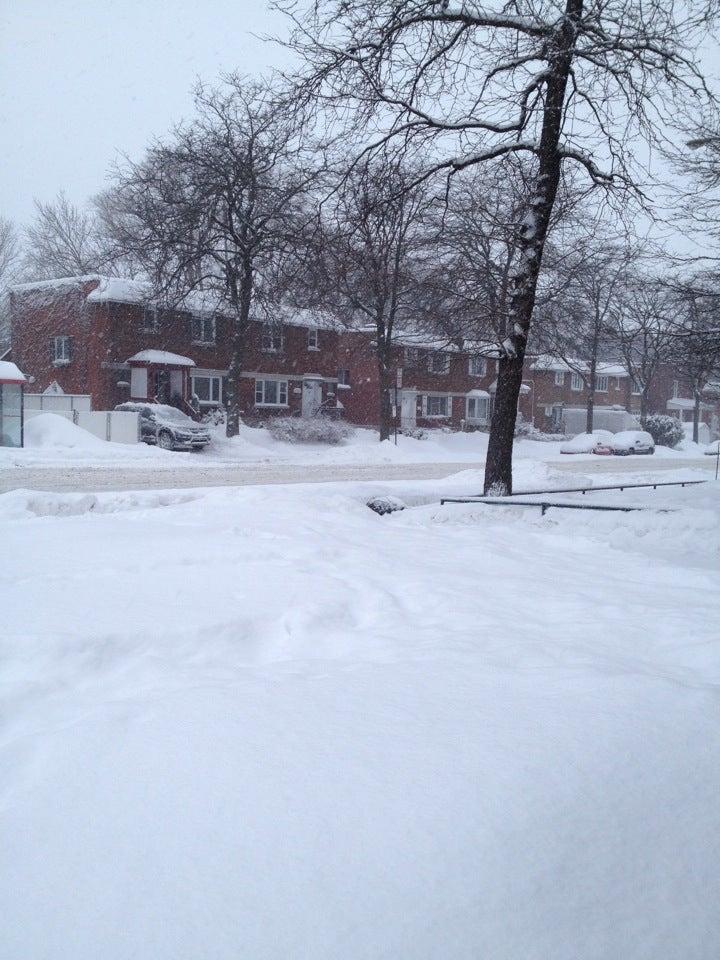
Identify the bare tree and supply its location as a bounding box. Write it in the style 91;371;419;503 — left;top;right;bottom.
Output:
313;155;430;440
0;217;19;288
278;0;717;493
22;192;108;279
667;282;720;441
537;237;633;432
105;76;317;436
607;277;678;423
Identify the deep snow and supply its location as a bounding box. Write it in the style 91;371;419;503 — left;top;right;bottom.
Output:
1;474;719;959
0;412;712;472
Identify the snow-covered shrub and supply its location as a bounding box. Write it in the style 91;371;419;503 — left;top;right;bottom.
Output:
643;414;684;449
201;407;226;427
266;416;353;445
400;427;427;440
367;495;406;515
514;417;564;442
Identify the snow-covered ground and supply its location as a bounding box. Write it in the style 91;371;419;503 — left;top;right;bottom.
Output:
1;412;713;472
2;470;719;959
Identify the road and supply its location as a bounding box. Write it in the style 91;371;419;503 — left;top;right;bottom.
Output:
0;456;714;493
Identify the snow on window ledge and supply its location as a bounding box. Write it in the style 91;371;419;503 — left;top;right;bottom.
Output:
255;402;290;408
52;359;71;367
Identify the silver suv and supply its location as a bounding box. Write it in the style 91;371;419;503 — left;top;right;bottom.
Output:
115;402;211;451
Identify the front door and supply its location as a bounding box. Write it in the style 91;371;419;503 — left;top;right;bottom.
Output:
302;379;323;417
400;391;417;429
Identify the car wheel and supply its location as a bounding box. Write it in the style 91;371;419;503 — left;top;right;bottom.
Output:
158;430;175;451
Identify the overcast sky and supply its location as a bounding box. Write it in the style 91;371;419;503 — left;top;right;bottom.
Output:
0;0;291;226
2;1;718;252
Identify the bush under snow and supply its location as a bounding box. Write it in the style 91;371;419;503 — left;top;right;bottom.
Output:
266;416;353;445
643;414;684;449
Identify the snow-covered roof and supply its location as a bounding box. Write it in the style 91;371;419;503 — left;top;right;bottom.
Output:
0;360;26;383
529;355;629;377
667;398;713;411
126;350;196;367
466;389;490;398
489;379;531;394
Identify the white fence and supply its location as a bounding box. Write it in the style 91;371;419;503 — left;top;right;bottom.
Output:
562;406;639;436
25;407;139;444
25;393;92;413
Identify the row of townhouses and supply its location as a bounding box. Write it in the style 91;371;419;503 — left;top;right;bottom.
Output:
5;275;720;436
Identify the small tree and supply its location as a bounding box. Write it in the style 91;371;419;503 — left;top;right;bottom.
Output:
314;156;430;441
644;414;684;449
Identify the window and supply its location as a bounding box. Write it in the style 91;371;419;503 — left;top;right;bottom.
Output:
337;369;351;387
631;378;642;395
428;352;450;374
672;379;679;398
424;395;450;417
142;306;160;333
554;370;565;386
571;372;583;391
468;356;486;377
405;347;423;368
307;328;320;350
466;396;489;422
192;374;223;405
255;379;288;406
261;322;284;352
191;314;216;344
51;336;72;365
595;375;609;393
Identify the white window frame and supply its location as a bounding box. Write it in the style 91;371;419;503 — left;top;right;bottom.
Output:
570;372;584;392
255;378;289;407
191;314;216;345
428;352;450;375
468;356;486;377
261;322;284;353
554;370;565;386
337;368;351;386
595;375;609;393
423;394;451;418
466;396;489;422
52;336;72;364
672;379;679;398
191;374;223;406
631;378;642;395
307;327;320;350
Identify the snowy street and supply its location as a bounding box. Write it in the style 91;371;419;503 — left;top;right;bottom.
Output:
2;470;719;959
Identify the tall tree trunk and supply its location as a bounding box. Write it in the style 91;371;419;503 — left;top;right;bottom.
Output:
585;387;595;434
378;355;392;441
483;0;582;495
586;330;599;433
225;264;253;438
693;389;701;443
640;388;649;425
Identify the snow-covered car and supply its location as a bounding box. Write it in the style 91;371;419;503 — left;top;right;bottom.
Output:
594;430;655;456
704;439;720;456
559;430;614;454
115;402;211;451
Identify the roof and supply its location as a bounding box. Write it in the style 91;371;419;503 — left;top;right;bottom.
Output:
11;274;334;329
466;389;490;398
126;350;195;367
0;360;27;383
667;398;714;411
529;355;629;378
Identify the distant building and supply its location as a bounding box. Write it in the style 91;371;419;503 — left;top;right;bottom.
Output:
6;275;719;437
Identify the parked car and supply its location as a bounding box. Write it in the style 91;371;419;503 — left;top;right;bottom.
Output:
559;430;614;454
704;439;720;456
115;402;211;451
594;430;655;456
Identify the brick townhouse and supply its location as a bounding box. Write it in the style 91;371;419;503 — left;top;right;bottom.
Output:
6;274;719;436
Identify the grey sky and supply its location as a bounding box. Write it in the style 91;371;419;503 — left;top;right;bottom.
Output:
0;0;290;226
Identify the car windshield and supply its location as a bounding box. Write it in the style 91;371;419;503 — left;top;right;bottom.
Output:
153;406;194;425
